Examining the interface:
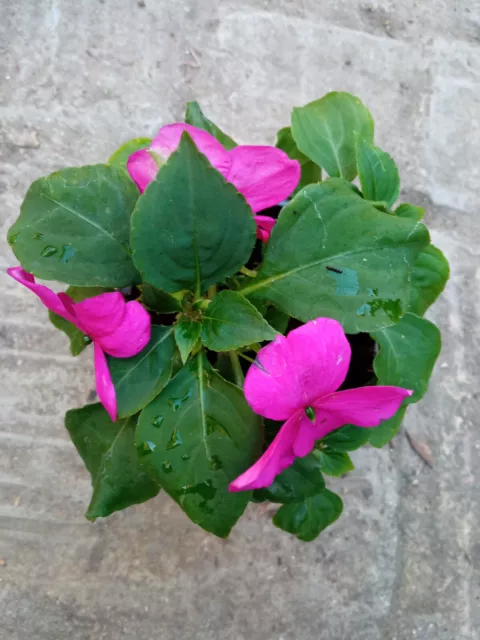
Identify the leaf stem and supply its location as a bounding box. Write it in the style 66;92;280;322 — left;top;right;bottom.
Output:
207;285;217;299
229;351;245;388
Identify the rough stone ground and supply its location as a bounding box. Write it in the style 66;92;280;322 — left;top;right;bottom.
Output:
0;1;479;639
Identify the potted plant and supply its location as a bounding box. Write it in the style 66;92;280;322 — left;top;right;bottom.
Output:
7;92;448;541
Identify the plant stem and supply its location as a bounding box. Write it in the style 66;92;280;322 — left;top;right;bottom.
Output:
229;351;244;387
207;285;217;299
239;266;258;278
238;352;256;364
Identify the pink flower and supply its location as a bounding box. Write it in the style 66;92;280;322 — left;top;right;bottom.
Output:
127;124;301;243
229;318;412;492
8;267;151;422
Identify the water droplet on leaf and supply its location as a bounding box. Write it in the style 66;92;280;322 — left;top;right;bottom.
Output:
152;415;164;428
209;455;222;470
166;427;183;450
162;461;173;473
60;244;76;263
205;416;229;438
179;480;216;500
326;267;360;296
33;232;44;240
9;232;19;244
168;388;193;411
138;440;156;455
41;246;58;257
181;454;190;461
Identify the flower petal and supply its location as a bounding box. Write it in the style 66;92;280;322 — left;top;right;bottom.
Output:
94;343;117;422
73;292;126;339
127;149;159;193
229;412;303;492
244;318;351;420
317;386;413;428
150;123;231;175
254;215;276;243
292;414;319;457
7;266;75;322
226;146;301;212
94;300;151;358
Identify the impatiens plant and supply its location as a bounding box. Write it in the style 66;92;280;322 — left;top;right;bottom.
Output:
7;93;448;540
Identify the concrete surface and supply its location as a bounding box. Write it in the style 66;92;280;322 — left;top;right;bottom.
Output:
0;1;479;639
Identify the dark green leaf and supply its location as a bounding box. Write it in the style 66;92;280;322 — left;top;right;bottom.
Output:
108;326;175;418
291;92;374;180
8;165;139;287
135;356;262;537
48;286;110;356
108;137;152;170
202;290;278;352
314;448;354;476
264;306;290;334
131;134;256;294
273;489;343;541
65;403;160;519
369;406;406;448
174;317;202;363
395;203;424;221
185;101;237;150
409;244;450;316
275;126;321;191
254;453;325;504
371;312;441;404
214;352;237;385
49;312;91;356
141;283;183;314
241;180;429;333
321;424;371;452
357;139;400;207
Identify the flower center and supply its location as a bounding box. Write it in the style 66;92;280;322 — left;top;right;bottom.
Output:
304;406;316;422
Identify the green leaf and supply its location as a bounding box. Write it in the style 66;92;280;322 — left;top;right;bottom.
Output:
291;92;374;180
254;452;325;504
174;317;202;363
314;448;354;476
409;244;450;316
135;356;262;537
241;180;429;333
185;101;237;150
202;290;278;352
49;312;91;356
65;403;160;519
48;286;110;356
395;203;424;221
141;283;183;314
371;312;441;403
108;137;152;170
131;133;256;294
369;406;406;448
264;306;290;334
273;490;343;541
357;139;400;207
108;326;175;418
8;165;139;287
321;424;371;452
275;126;321;191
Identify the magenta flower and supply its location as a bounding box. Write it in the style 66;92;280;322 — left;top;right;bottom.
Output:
229;318;412;492
8;267;151;422
127;124;301;242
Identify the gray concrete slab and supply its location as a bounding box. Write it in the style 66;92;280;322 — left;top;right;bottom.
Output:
0;1;479;639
